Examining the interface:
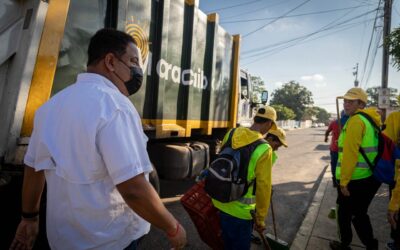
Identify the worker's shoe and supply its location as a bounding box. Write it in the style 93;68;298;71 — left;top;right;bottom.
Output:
329;240;351;250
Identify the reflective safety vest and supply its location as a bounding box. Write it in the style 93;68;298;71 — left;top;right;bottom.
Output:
212;143;271;220
336;114;378;180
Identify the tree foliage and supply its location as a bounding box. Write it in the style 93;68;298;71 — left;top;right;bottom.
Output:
366;86;399;107
302;107;318;120
301;106;330;123
270;81;314;120
270;104;296;120
385;27;400;71
314;107;331;124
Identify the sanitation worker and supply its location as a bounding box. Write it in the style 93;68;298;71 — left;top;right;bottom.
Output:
266;126;288;164
251;126;288;244
329;87;381;250
212;106;277;250
385;108;400;250
10;29;186;250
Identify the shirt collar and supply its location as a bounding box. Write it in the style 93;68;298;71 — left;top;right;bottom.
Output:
77;73;120;92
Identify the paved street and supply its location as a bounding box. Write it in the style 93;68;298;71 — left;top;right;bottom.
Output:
139;127;331;249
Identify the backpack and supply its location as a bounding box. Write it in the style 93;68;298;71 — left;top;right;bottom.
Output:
204;128;267;203
356;112;400;185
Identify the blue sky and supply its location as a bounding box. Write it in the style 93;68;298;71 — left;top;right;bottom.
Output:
199;0;400;113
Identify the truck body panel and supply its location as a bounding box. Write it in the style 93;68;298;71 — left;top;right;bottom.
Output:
0;0;264;177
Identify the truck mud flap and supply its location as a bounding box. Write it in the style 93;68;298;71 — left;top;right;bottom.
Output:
148;142;209;180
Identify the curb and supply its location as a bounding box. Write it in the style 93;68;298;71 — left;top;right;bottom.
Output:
291;166;330;250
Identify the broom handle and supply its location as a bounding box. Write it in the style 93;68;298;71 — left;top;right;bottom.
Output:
256;229;271;250
271;190;278;240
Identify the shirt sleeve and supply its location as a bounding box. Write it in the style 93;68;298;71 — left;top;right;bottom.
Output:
383;112;400;144
254;146;273;227
340;116;365;186
327;121;334;133
97;109;153;185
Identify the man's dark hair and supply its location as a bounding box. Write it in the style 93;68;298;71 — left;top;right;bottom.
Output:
266;133;280;142
87;28;137;66
254;116;271;124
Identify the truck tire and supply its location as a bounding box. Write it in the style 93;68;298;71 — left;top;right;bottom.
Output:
149;166;160;194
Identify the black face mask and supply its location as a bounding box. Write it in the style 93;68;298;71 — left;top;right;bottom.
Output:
115;58;143;96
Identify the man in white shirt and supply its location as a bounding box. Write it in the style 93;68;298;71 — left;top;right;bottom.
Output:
10;29;186;250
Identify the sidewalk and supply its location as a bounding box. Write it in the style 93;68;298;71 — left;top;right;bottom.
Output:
292;167;391;250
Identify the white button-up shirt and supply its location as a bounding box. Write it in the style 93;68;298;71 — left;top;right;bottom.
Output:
24;73;152;250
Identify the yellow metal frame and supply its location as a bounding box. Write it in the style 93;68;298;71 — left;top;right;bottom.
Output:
229;34;241;129
142;119;229;138
21;0;70;136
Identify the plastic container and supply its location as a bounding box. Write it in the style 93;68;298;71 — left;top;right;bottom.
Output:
180;181;224;250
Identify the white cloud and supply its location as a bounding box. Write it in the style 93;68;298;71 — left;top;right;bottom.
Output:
301;74;325;82
300;74;327;88
263;19;303;32
273;81;283;87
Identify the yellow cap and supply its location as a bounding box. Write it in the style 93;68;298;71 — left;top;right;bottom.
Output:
255;105;277;130
268;127;288;147
343;87;368;104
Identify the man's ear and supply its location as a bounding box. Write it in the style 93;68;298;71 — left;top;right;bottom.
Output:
104;53;116;72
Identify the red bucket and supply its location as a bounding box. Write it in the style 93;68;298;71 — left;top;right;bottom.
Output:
180;181;224;250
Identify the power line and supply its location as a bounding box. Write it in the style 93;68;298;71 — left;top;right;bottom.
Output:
222;0;293;20
243;0;313;38
242;8;377;56
364;29;383;88
242;17;376;66
242;8;378;59
359;0;383;87
204;0;261;13
222;4;373;24
356;12;370;63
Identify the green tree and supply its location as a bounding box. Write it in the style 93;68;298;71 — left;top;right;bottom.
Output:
385;27;400;71
302;107;317;120
270;81;314;120
270;104;296;120
366;86;399;107
314;107;330;124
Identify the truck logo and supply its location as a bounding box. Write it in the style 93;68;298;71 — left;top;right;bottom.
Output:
125;17;150;71
125;17;208;90
156;59;208;90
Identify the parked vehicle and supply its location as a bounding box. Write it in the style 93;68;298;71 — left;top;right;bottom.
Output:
0;0;267;188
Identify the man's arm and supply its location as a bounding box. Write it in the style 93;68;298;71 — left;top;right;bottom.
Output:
116;173;186;248
325;122;333;142
10;165;45;250
21;166;45;214
254;147;273;231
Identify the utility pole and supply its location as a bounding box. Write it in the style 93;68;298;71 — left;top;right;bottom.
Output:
353;63;359;87
381;0;393;119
